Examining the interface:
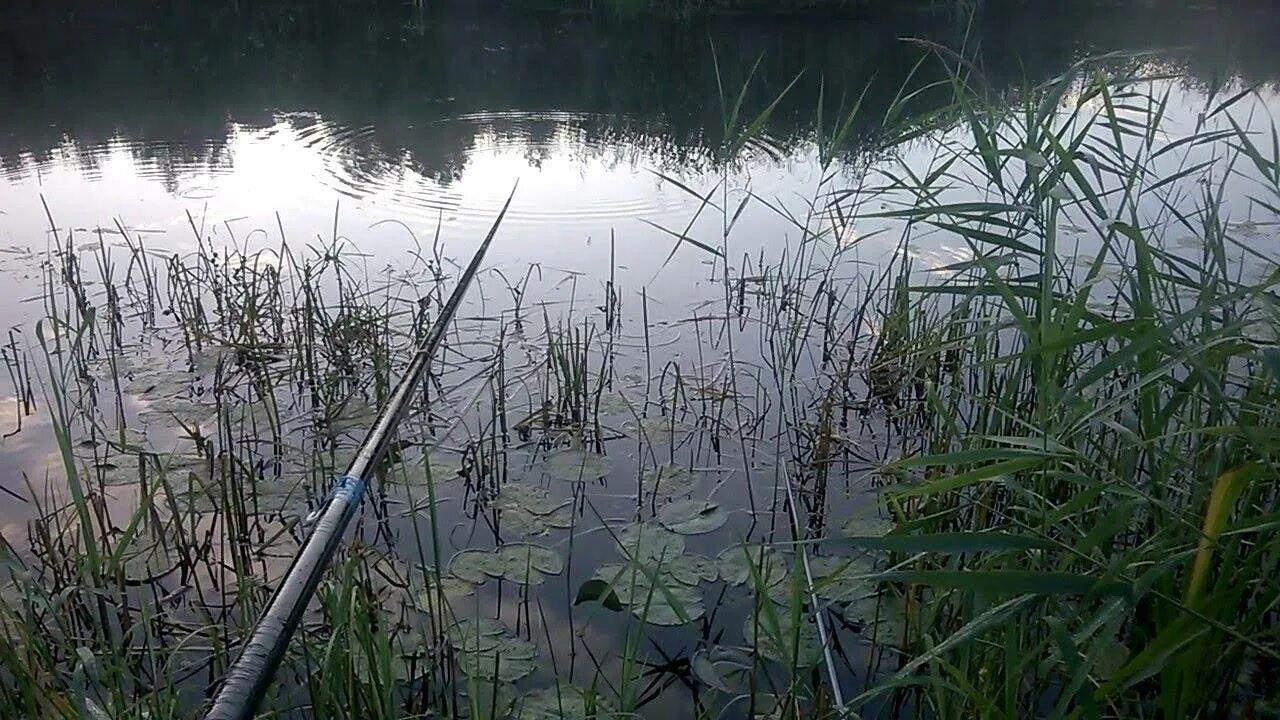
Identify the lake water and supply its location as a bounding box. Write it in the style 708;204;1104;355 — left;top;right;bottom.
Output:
1;2;1279;717
3;2;1278;258
3;0;1278;496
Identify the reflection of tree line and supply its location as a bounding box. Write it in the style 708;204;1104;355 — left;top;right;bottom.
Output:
0;0;1277;187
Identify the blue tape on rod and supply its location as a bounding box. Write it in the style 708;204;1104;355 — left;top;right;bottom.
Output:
332;473;366;505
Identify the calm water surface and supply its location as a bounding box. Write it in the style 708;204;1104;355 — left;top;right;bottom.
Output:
1;2;1279;716
2;3;1277;262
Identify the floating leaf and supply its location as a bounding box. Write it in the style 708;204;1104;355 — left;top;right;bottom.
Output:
500;508;549;537
446;617;507;654
450;550;505;585
386;452;464;484
658;499;727;535
460;680;516;720
642;465;697;497
574;579;624;611
594;391;634;416
1023;150;1049;168
544;448;610;482
623;415;689;443
718;545;786;587
633;584;704;626
499;563;545;586
743;610;824;667
615;523;685;562
516;684;619;720
450;619;539;683
495;483;565;516
349;640;417;683
840;513;895;537
843;591;910;648
665;553;719;585
543;506;575;529
592;563;650;606
592;562;704;626
808;555;877;601
691;652;736;693
414;575;477;610
458;640;538;682
119;533;181;581
497;543;564;576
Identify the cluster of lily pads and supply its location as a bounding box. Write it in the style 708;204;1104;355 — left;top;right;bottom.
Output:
443;616;622;720
449;542;565;587
585;522;717;625
491;483;574;536
446;617;540;684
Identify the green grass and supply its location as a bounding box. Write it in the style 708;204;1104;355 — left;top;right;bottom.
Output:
0;50;1277;720
836;67;1280;717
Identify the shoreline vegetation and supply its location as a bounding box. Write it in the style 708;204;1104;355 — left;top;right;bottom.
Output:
6;1;1279;189
0;36;1278;720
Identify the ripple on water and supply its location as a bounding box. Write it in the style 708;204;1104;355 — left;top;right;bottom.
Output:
1;110;800;235
278;110;790;229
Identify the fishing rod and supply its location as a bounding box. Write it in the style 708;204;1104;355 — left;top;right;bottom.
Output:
206;188;516;720
780;464;848;713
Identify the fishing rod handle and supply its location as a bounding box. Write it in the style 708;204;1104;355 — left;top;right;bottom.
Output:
204;475;365;720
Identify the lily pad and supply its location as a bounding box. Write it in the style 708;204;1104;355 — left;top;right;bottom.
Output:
743;611;824;667
665;553;719;585
497;543;564;576
717;545;786;587
840;513;895;537
458;641;538;682
516;684;619;720
809;555;877;601
460;680;517;720
843;591;910;648
446;618;507;654
501;508;550;537
641;465;697;497
414;575;477;610
592;563;704;626
544;448;610;482
765;573;811;609
543;506;575;529
690;648;752;693
615;523;685;563
691;652;736;693
594;391;634;416
591;563;651;606
632;582;704;626
450;549;506;585
349;640;417;683
495;483;564;515
426;455;464;480
623;415;689;444
658;499;727;535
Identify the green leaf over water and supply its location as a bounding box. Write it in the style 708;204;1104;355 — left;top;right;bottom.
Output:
615;523;685;562
544;448;610;482
574;579;624;611
658;499;728;535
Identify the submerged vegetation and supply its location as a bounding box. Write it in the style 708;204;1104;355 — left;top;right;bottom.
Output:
1;51;1279;720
